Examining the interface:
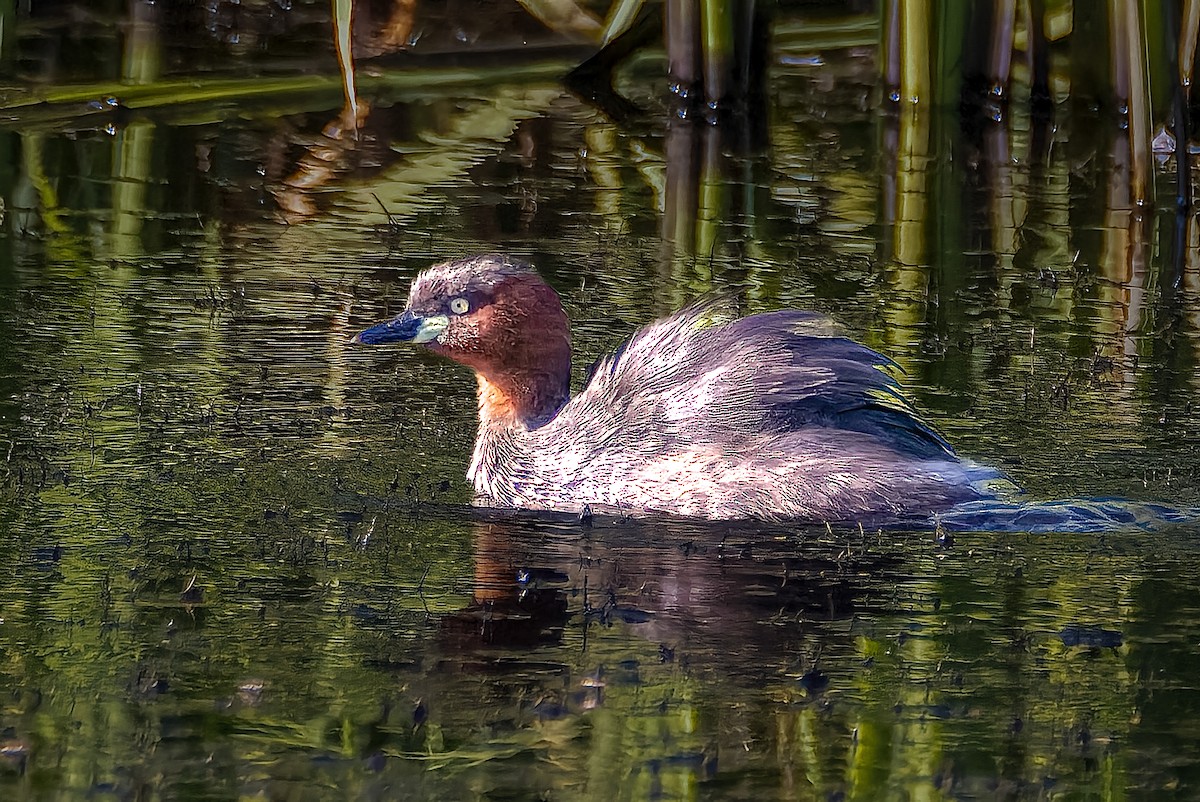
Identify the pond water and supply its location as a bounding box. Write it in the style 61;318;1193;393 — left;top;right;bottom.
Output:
2;2;1200;799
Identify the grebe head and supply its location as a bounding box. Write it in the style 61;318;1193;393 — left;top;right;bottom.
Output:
353;254;571;426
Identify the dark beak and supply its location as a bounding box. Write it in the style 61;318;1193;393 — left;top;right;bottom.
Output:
351;310;423;345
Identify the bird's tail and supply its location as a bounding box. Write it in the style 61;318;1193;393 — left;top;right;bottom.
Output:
929;496;1199;533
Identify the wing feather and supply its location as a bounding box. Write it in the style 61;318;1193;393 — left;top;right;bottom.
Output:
567;300;952;459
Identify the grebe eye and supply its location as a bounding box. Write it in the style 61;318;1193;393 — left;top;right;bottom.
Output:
448;297;470;315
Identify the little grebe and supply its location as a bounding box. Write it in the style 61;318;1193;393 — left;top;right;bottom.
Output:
353;254;986;521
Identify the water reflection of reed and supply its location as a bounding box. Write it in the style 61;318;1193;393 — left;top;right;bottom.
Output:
434;516;909;794
335;512;1200;798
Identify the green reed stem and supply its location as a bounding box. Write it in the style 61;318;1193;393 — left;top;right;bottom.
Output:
333;0;359;126
900;0;930;103
701;0;733;105
1123;0;1153;206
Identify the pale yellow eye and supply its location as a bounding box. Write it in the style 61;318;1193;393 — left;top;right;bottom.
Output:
449;297;470;315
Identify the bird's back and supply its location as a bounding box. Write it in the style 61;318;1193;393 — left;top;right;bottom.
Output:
473;301;982;520
569;300;953;458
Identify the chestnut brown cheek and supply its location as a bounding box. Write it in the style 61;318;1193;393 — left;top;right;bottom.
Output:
440;318;483;352
463;308;517;357
432;318;497;375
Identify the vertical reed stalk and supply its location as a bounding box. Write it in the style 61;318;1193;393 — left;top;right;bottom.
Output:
936;1;970;107
694;125;723;261
734;0;757;98
883;0;901;100
667;0;700;95
1190;214;1200;279
583;124;623;219
989;0;1017;99
0;0;15;66
1183;0;1200;90
1026;0;1052;107
122;0;160;84
1164;0;1193;286
1123;0;1153;206
899;0;930;104
701;0;733;106
1101;128;1150;360
889;123;931;368
662;119;699;248
1070;2;1111;110
21;134;69;236
112;122;155;257
895;104;930;267
333;0;359;129
113;0;161;256
887;0;935;346
985;118;1021;262
1025;0;1055;165
1110;1;1131;105
1173;0;1196;212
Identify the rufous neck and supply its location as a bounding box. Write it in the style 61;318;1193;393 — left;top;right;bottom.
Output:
476;367;570;429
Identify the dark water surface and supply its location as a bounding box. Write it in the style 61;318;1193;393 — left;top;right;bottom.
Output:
2;2;1200;799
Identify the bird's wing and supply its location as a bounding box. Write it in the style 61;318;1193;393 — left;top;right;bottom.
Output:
564;299;953;459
